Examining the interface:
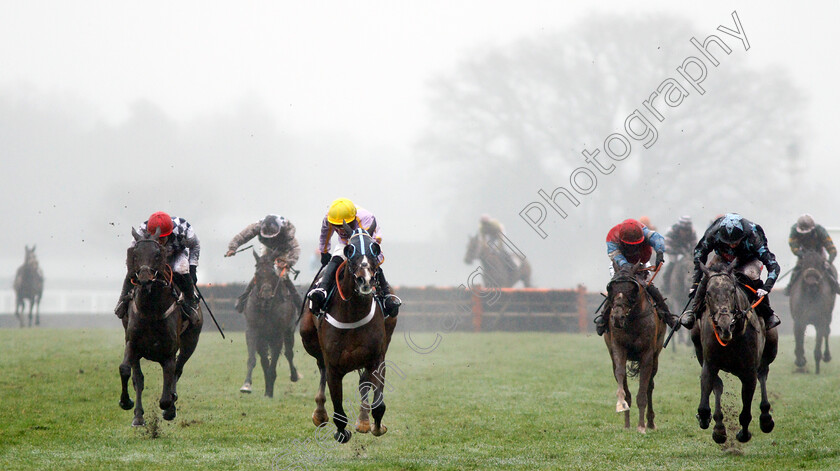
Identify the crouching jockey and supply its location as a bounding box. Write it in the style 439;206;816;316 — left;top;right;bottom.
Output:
594;219;680;336
225;214;303;312
307;198;401;317
114;211;201;325
680;213;781;331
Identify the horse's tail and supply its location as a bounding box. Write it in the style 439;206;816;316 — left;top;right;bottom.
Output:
627;360;641;378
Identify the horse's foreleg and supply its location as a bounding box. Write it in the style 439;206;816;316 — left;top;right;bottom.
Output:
824;324;832;364
312;358;329;426
327;368;352;443
241;331;257;393
284;327;300;382
794;320;807;369
173;324;201;402
735;373;757;443
610;347;631;428
265;339;280;398
697;363;714;430
369;362;388;437
27;300;34;327
355;369;371;434
635;354;655;434
646;355;660;431
815;330;824;375
257;341;272;398
758;362;774;433
118;343;134;411
131;359;145;427
160;357;177;421
34;296;40;326
711;373;726;444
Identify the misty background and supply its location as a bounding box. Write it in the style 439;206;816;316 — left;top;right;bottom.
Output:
1;2;838;318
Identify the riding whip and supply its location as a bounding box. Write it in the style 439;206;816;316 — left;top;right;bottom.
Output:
663;291;694;348
194;285;226;339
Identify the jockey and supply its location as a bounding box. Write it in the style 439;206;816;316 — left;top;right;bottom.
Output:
594;219;680;336
306;198;401;317
114;211;201;324
785;213;840;295
661;215;698;292
680;213;781;330
225;214;302;312
478;214;517;269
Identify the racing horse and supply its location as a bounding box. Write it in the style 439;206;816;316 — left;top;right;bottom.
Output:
603;263;665;433
788;249;835;373
240;249;301;396
690;260;777;444
465;233;531;288
300;222;397;443
118;227;203;426
14;245;43;328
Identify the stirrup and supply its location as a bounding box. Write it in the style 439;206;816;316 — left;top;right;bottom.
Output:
765;314;781;331
382;294;402;317
307;288;328;314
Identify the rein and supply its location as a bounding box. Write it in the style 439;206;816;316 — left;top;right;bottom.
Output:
336;260;349;301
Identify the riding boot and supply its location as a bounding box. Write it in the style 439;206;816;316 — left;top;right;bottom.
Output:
307;256;342;314
173;273;200;325
825;264;840;295
646;284;680;330
681;280;707;329
235;277;255;313
114;272;134;319
375;268;402;317
284;277;303;308
747;279;780;331
594;304;610;336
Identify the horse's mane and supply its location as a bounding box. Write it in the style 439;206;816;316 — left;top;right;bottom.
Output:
614;264;637;281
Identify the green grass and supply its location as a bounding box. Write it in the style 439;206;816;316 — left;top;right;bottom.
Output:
1;328;839;470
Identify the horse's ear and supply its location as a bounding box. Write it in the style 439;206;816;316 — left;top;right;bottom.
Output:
341;221;353;234
253;250;260;262
131;227;142;241
31;245;36;252
725;259;737;274
153;227;161;238
367;219;377;236
633;261;643;272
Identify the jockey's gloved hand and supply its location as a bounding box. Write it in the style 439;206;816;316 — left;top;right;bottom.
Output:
655;251;664;267
756;288;768;298
225;249;236;257
190;265;198;283
320;253;331;267
689;281;699;297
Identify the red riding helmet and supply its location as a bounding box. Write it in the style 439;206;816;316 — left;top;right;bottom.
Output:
618;219;645;245
147;211;174;237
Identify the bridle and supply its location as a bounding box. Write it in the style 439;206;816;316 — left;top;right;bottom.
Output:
130;239;173;287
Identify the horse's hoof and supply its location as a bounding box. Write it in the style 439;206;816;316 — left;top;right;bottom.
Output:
697;414;710;430
240;383;252;393
334;429;352;443
355;419;370;433
162;407;176;421
119;398;134;410
824;353;832;363
647;423;656;431
736;429;752;443
132;417;146;427
291;372;302;382
712;427;727;444
760;415;775;433
795;357;806;368
312;411;329;426
616;401;630;413
264;392;274;399
372;424;388;437
637;426;646;434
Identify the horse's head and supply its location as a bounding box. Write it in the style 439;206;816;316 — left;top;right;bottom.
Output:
129;227;171;291
253;249;281;301
342;221;381;297
464;234;478;264
24;245;37;267
798;249;827;289
700;260;743;343
607;263;645;330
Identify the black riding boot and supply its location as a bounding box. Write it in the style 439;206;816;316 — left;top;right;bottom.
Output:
235;278;255;313
114;273;134;319
173;273;200;325
284;277;303;308
680;281;707;329
594;304;610;336
647;284;680;330
375;268;402;317
747;279;780;330
307;256;342;314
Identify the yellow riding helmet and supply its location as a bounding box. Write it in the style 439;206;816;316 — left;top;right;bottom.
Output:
327;198;357;225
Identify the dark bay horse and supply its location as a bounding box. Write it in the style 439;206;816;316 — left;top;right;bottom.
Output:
14;245;43;328
603;263;665;433
300;223;397;443
690;261;777;444
465;234;531;288
789;250;835;373
118;228;203;426
240;249;301;397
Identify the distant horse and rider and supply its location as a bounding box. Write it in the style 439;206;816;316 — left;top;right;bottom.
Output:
14;245;43;328
464;215;531;288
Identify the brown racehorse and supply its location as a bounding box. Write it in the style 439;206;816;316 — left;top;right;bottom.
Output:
300;223;397;443
603;263;665;433
240;249;301;396
465;234;531;287
789;249;835;373
690;261;777;444
14;245;43;328
118;228;203;426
